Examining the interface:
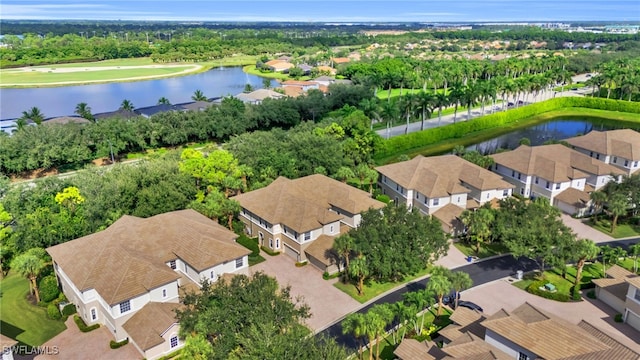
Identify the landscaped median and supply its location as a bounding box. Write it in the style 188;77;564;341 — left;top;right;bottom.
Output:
373;97;640;163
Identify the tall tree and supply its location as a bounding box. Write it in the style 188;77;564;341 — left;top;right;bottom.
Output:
20;106;45;125
10;247;49;303
349;255;369;296
607;192;628;233
342;313;367;360
333;234;355;281
589;190;607;222
192;89;207;101
119;99;134;111
74;102;94;122
460;207;495;255
449;271;473;309
573;239;599;287
426;268;452;318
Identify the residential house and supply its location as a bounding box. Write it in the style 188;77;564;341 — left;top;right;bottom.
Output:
490;144;624;215
281;80;320;92
593;264;640;332
46;209;250;360
232;174;384;272
395;302;640;360
375;155;514;233
94;109;138;120
0;334;17;360
43;116;92;125
134;101;213;118
331;57;351;65
234;89;285;105
264;59;294;73
315;65;337;75
296;64;313;75
565;129;640;175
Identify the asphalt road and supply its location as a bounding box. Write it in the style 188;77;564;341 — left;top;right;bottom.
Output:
319;237;639;350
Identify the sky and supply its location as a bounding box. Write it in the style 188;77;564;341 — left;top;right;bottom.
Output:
1;0;639;22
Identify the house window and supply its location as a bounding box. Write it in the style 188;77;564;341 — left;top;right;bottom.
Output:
276;239;280;249
383;175;387;183
259;232;264;244
396;184;399;191
235;258;243;269
503;189;509;197
517;173;521;180
613;156;618;163
330;225;334;233
589;151;593;157
169;260;176;270
269;238;273;248
90;308;97;321
424;196;428;204
433;198;439;206
535;177;539;184
304;232;311;241
518;353;529;360
162;289;167;298
495;164;499;170
520;188;524;195
624;160;629;167
210;271;215;279
119;300;131;314
634;161;638;167
170;336;179;349
596;154;600;160
555;183;561;190
457;196;461;202
546;181;550;189
511;170;515;177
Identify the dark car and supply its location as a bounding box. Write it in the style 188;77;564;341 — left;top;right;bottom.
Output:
457;301;483;312
442;291;460;306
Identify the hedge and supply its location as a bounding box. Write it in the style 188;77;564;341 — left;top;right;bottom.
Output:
74;314;100;332
260;246;280;256
374;97;640;160
62;303;77;317
110;338;129;349
39;275;61;303
47;303;62;320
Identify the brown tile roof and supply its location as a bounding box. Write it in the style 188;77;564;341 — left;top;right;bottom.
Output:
593;280;630;302
304;234;338;266
432;203;465;232
450;306;485;327
554;187;590;208
283;86;305;97
566;129;640;161
282;80;318;86
122;302;181;351
626;276;640;289
565;320;640;360
490;145;624;182
235;89;284;102
440;307;487;343
441;332;511;359
394;339;434;360
44;116;91;125
481;302;610;359
376;155;513;199
606;264;635;279
233;175;384;233
332;57;351;64
47;210;249;305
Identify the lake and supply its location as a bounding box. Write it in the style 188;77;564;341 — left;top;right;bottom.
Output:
466;119;639;154
0;67;277;120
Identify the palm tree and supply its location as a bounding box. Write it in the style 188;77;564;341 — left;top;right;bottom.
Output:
630;243;640;273
589;190;607;222
460;207;495;255
20;107;45;125
449;271;473;309
426;269;452;318
120;99;134;111
399;93;417;135
416;91;435;131
157;97;171;105
449;84;465;123
333;234;354;281
573;239;599;287
359;98;381;130
191;89;207;101
349;255;369;296
334;166;355;183
342;313;367;360
10;248;48;303
75;102;94;122
462;82;480;120
608;192;628;233
434;92;449;126
368;304;394;360
380;99;399;139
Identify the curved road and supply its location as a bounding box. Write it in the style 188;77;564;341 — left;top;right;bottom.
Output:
319;237;639;349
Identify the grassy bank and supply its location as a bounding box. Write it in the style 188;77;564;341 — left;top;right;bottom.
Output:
374;97;640;164
0;273;67;346
242;65;311;81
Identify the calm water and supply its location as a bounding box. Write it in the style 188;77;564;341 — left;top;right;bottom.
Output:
0;67;277;120
466;119;638;154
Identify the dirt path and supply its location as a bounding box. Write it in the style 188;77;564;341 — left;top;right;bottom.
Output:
0;64;204;87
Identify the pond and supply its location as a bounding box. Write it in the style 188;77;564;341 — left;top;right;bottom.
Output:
466;118;640;155
0;67;277;120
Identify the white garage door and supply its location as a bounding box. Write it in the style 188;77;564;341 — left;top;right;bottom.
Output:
626;310;640;332
284;244;299;261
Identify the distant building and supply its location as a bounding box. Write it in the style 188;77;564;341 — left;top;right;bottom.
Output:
234;89;285;105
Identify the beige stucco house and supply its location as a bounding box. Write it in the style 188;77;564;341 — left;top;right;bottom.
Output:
490;144;624;216
375;155;514;234
566;129;640;175
233;174;384;273
47;209;250;360
593;264;640;332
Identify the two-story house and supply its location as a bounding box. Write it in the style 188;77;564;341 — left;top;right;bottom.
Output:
232;174;384;272
395;302;640;360
593;264;640;332
375;155;514;233
490;144;624;215
46;209;250;360
566;129;640;175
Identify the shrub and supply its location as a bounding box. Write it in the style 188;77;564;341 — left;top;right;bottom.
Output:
323;271;330;280
526;280;571;302
237;235;260;257
572;285;582;301
587;290;596;299
614;313;623;323
47;303;62;320
375;194;391;204
323;271;340;280
62;303;77;317
295;261;308;267
260;246;280;256
38;275;61;303
110;339;129;349
74;314;100;332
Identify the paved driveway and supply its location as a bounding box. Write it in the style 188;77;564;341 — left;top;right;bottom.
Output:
32;316;141;360
251;253;361;332
561;214;613;243
461;279;640;353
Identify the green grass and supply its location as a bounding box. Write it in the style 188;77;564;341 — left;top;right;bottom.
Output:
236;234;266;266
1;66;197;85
242;65;311;81
333;267;432;303
376;108;640;165
513;263;605;298
453;242;510;259
590;219;640;238
0;273;67;346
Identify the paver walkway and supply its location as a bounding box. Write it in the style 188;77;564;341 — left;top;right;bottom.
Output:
33;316;140;360
435;240;470;269
461;279;640;353
251;252;361;332
561;214;614;243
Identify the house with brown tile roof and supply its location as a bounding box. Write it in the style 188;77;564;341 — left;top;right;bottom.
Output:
490;144;624;216
565;129;640;175
281;80;320;92
234;89;285;104
264;59;295;73
408;302;640;360
46;209;250;360
375;155;514;233
232;174;384;272
592;264;640;332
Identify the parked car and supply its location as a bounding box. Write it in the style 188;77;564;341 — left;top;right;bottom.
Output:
457;301;483;312
507;102;514;107
442;291;460;306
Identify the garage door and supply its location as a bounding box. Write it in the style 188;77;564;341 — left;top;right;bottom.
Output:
284;244;299;261
626;310;640;332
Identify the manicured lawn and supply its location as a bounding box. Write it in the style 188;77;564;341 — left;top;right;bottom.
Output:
242;65;311;81
590;220;640;239
236;234;266;266
513;263;605;298
453;242;509;259
334;267;432;303
0;273;67;346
